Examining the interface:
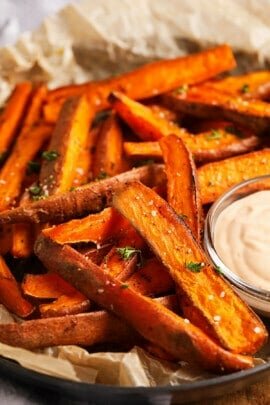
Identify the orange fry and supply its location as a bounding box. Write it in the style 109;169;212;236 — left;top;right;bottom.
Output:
39;95;93;195
47;45;235;106
22;273;90;318
112;181;267;354
44;207;127;245
198;149;270;204
110;92;259;162
0;124;52;211
160;135;202;240
92;114;125;178
200;71;270;99
35;235;254;373
162;86;270;133
128;258;174;296
0;256;34;318
0;164;166;225
0;82;32;157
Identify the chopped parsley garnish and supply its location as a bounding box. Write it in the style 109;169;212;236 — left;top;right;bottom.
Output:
116;246;144;268
225;125;244;138
206;130;222;140
27;161;41;174
117;247;141;260
95;171;109;181
69;186;77;192
185;262;204;273
42;150;59;161
134;159;155;167
215;266;223;275
175;84;189;95
29;185;42;196
29;185;44;200
120;284;129;289
240;83;250;94
179;213;188;220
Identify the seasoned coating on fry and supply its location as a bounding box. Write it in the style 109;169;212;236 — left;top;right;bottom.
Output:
0;165;165;224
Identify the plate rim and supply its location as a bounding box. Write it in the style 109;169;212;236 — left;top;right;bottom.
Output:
0;354;269;395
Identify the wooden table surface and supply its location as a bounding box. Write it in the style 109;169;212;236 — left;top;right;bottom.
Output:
193;376;270;405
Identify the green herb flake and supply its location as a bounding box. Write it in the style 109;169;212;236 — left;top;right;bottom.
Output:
175;84;189;95
29;185;42;196
42;150;59;161
225;125;244;138
240;83;250;94
116;247;141;261
185;261;204;273
69;186;77;192
120;284;129;289
179;213;188;220
206;130;222;141
27;161;41;174
215;266;223;275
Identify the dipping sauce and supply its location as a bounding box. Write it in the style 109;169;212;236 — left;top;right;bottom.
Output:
214;190;270;290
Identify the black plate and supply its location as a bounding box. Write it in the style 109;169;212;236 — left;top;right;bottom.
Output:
0;356;269;404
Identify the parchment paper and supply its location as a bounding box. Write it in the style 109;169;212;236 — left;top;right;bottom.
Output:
0;0;268;386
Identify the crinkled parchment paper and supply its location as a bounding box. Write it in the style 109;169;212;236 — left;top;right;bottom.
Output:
0;0;269;386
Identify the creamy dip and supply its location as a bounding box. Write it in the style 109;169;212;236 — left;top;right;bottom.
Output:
214;190;270;290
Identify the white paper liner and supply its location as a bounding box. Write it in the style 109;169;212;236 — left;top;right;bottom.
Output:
0;0;268;387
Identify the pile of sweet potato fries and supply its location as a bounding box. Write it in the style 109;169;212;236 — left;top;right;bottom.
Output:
0;44;269;374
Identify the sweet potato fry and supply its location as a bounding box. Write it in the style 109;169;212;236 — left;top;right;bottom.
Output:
162;87;270;133
0;256;34;318
11;224;36;258
201;71;270;99
0;82;32;157
109;91;189;142
0;225;12;255
72;126;99;186
0;295;177;350
147;103;180;123
110;92;259;161
43;100;61;123
124;133;259;164
128;258;174;296
101;247;138;281
0;164;166;225
198;149;270;204
92;114;125;178
0;310;137;350
47;45;235;106
22;84;47;129
22;272;90;318
160;135;202;239
0;124;52;211
11;189;37;258
22;272;81;299
44;208;127;245
35;235;254;372
39;96;93;195
39;294;91;318
124;142;163;160
80;245;113;264
112;181;267;354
